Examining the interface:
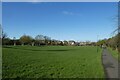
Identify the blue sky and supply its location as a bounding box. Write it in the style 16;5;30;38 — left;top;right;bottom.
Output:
2;2;118;41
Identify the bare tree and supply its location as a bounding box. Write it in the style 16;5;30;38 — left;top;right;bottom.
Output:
2;30;7;39
20;35;32;46
44;36;51;45
0;24;2;45
2;29;10;45
13;37;16;46
63;40;68;46
35;35;45;46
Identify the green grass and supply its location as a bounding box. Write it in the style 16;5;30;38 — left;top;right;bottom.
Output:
3;46;104;78
108;47;118;60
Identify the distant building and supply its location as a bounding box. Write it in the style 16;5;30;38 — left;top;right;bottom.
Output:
79;42;86;46
79;41;96;46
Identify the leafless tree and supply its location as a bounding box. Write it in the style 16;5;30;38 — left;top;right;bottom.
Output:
20;35;32;46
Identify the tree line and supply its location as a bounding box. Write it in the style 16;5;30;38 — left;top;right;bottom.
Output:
1;31;97;46
97;33;120;51
2;30;119;49
1;31;78;46
2;33;61;46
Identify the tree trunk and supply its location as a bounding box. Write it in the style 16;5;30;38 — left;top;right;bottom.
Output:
14;42;16;46
32;42;34;46
22;43;24;46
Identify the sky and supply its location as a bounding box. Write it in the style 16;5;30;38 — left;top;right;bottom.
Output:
2;0;119;2
0;2;2;25
2;2;118;42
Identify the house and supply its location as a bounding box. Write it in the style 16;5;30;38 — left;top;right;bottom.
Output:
79;42;86;46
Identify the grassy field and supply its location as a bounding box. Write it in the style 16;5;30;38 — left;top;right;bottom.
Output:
2;46;104;78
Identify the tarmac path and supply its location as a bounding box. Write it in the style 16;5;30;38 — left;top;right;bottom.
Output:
102;48;118;78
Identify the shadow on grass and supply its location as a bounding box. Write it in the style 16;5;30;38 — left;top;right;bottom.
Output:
31;49;69;52
3;46;13;48
3;46;74;52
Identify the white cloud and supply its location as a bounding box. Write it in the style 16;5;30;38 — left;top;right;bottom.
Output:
31;0;43;2
62;11;81;16
62;11;73;15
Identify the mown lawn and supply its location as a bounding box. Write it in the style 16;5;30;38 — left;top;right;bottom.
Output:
2;46;104;78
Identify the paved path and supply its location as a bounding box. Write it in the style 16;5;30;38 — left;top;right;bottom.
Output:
102;49;118;78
